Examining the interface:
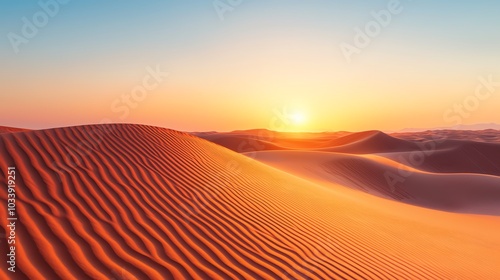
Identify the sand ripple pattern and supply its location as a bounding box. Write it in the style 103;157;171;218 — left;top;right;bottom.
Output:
1;124;499;279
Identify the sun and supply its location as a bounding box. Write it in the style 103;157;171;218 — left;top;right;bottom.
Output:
290;112;307;125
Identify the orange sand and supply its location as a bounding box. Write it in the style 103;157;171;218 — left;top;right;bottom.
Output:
0;124;499;279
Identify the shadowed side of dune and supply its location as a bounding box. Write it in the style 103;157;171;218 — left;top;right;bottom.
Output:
292;129;500;177
0;124;499;279
392;129;500;144
199;130;422;153
384;140;500;176
249;150;500;215
194;130;352;151
318;131;420;154
196;130;420;153
322;155;500;215
195;135;287;153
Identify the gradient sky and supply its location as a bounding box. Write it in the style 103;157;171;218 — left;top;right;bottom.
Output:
1;0;499;132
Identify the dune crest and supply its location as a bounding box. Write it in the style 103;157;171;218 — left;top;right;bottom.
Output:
0;126;29;134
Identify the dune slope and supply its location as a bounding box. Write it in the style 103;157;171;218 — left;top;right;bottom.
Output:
1;124;499;279
202;130;500;177
249;150;500;215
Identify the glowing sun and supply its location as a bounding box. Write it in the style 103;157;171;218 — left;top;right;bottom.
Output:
290;112;307;125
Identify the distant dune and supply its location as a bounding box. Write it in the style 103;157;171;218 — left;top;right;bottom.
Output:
247;150;500;215
200;129;500;176
205;129;500;213
396;123;500;133
1;125;500;279
194;130;351;151
392;129;500;144
383;140;500;176
316;130;420;154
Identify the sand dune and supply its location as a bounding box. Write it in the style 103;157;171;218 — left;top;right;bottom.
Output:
203;129;500;176
196;130;421;153
392;129;500;144
194;134;287;152
382;140;500;176
316;131;420;154
326;132;500;176
0;126;29;134
1;124;500;279
248;150;500;215
195;130;351;151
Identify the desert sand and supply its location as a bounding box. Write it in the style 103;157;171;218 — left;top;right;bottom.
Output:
1;124;500;279
0;126;29;135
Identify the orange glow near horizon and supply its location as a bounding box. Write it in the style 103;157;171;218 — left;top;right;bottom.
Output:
1;2;499;132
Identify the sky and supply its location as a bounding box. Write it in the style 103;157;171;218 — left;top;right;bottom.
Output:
1;0;499;132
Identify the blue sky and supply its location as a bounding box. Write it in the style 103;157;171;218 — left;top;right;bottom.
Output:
1;0;499;131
